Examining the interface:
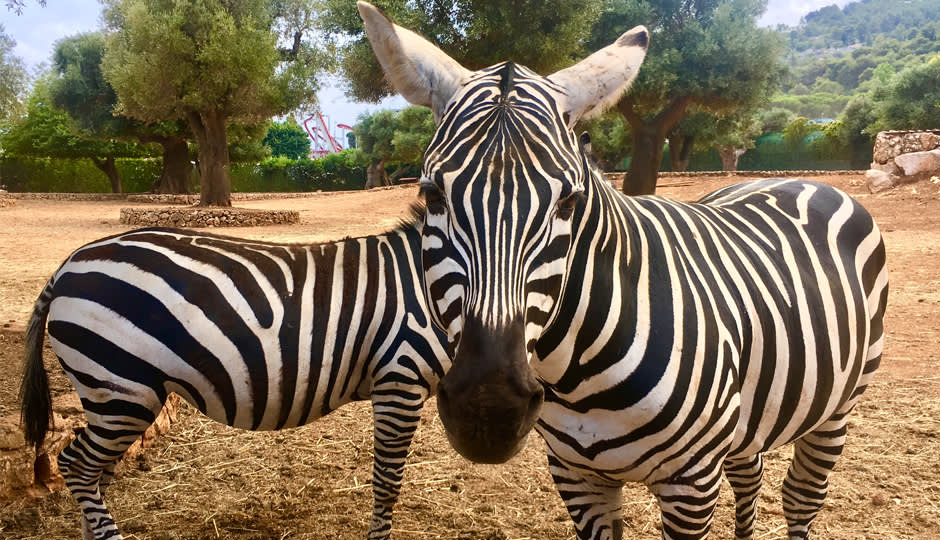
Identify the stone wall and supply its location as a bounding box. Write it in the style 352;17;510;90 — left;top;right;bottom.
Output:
867;130;940;192
605;169;863;183
5;192;128;201
120;207;300;227
3;185;411;203
872;130;940;164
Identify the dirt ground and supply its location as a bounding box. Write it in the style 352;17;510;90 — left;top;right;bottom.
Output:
0;174;938;540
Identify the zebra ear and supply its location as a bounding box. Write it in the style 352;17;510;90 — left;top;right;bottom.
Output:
358;1;470;123
548;25;649;127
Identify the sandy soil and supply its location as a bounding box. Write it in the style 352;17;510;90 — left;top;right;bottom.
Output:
0;174;938;540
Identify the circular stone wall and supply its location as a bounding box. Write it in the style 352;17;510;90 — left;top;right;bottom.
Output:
120;206;299;228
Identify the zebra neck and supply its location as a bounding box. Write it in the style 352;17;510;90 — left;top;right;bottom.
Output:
578;166;638;263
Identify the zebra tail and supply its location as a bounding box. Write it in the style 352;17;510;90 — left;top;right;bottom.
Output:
19;280;54;453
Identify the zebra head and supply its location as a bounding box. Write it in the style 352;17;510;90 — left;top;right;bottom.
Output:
360;2;647;463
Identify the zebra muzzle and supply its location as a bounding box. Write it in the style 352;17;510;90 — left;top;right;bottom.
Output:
436;317;544;464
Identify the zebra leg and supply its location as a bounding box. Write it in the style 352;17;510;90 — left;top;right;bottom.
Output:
649;465;724;540
781;415;849;539
98;459;118;497
723;453;764;539
547;455;624;540
368;399;423;540
58;401;162;540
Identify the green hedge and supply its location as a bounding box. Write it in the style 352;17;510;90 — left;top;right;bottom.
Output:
231;152;366;192
0;157;160;193
0;150;366;193
737;133;851;171
655;132;852;172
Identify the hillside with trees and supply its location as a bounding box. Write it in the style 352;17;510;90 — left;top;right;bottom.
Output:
756;0;940;170
774;0;940;119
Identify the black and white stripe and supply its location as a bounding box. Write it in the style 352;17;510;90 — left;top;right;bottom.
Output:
20;222;448;540
357;7;889;538
532;176;887;540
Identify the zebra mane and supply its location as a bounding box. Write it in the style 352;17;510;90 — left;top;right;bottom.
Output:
498;62;516;100
396;202;426;233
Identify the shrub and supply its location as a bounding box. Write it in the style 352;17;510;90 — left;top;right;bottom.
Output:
0;157;159;192
230;151;366;192
1;151;365;193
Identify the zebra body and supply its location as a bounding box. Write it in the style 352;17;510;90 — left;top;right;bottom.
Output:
535;177;887;538
21;224;448;540
359;3;888;539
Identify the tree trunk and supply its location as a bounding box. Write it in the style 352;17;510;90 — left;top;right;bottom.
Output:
90;156;121;194
388;163;410;184
187;108;231;206
668;134;695;172
624;127;666;195
151;136;194;194
365;159;389;189
617;96;693;195
717;145;747;171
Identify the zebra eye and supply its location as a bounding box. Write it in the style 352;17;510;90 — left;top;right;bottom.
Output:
556;192;583;220
421;184;446;215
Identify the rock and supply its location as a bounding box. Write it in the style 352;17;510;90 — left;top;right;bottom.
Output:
866;169;896;193
53;393;84;415
873;131;940;164
120;207;299;227
0;419;26;449
0;393;181;501
872;133;897;164
870;160;901;175
918;132;940;152
894;149;940;177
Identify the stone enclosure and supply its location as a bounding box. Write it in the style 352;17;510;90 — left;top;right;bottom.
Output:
867;130;940;192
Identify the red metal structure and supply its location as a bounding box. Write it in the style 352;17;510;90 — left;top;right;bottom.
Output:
303;113;354;158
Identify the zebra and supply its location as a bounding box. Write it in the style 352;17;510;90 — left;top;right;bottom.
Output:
358;3;889;539
19;216;449;540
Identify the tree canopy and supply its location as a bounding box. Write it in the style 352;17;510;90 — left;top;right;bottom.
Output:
263;118;311;160
869;56;940;132
1;77;149;192
5;0;45;15
0;24;28;126
354;105;434;188
772;0;940;121
321;0;602;102
588;0;784;193
102;0;330;205
46;31;198;194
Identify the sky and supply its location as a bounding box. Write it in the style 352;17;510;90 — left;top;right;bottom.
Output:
2;0;855;128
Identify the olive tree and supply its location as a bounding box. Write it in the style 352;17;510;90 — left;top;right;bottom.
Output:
0;24;28;125
102;0;330;205
355;105;434;188
49;32;195;194
589;0;785;193
2;78;148;192
321;0;601;103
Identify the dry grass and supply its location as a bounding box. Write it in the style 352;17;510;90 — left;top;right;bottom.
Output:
1;364;937;540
